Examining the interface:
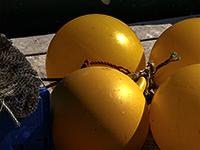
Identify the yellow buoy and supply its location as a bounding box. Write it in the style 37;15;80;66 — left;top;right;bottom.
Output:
149;18;200;85
51;67;149;150
46;14;145;81
150;64;200;150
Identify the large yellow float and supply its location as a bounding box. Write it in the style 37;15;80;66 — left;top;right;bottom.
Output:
150;64;200;150
46;14;145;81
51;67;149;150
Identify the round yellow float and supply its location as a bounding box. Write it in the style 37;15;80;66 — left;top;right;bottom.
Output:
150;64;200;150
46;14;145;80
51;66;149;150
149;18;200;85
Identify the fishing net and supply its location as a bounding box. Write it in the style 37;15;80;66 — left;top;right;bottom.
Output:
0;33;41;123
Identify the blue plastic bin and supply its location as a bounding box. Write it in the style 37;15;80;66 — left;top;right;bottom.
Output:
0;87;52;150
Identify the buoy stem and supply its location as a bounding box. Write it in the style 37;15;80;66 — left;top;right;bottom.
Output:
154;52;180;74
130;52;180;104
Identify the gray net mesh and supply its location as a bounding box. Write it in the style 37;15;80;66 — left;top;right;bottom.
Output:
0;33;41;120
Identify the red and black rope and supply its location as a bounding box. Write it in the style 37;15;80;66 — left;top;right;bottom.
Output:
42;59;135;88
81;59;134;75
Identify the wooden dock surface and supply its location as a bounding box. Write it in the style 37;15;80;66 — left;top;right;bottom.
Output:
10;14;200;149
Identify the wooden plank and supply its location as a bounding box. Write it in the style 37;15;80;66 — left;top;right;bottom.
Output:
129;14;200;26
141;40;156;61
11;34;54;55
130;24;171;41
26;55;47;78
129;14;200;42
